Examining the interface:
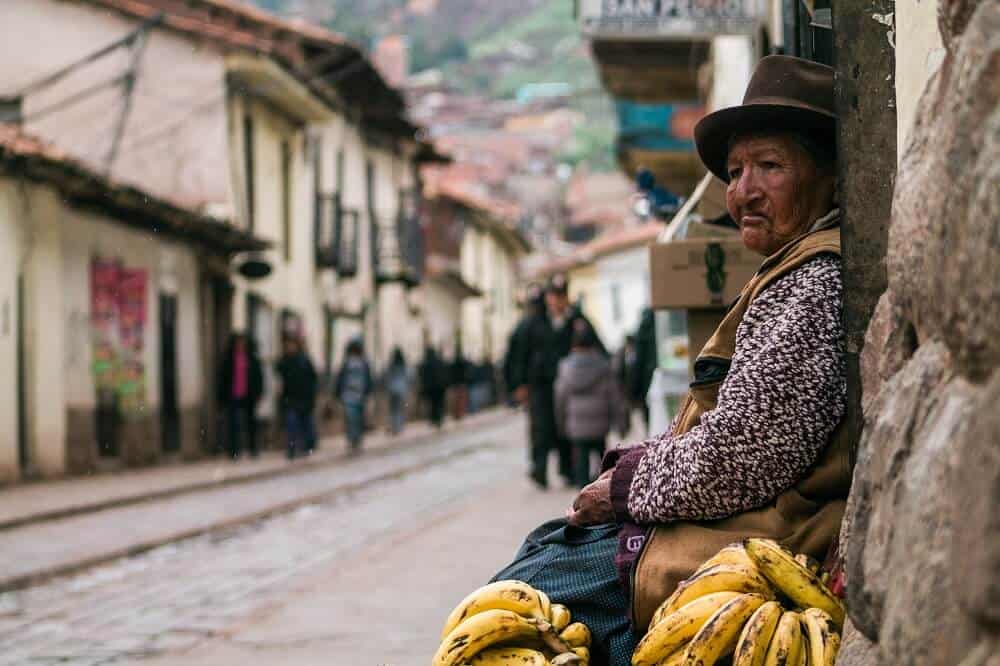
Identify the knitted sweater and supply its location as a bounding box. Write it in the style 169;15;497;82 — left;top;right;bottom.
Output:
610;253;846;537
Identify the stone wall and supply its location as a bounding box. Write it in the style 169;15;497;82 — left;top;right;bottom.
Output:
838;1;999;664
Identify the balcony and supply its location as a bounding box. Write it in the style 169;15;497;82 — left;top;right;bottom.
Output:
314;192;359;278
372;209;424;287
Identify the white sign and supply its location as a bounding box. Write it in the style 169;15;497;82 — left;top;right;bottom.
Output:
580;0;761;39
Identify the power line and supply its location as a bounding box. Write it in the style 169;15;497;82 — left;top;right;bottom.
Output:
20;74;129;123
11;13;164;97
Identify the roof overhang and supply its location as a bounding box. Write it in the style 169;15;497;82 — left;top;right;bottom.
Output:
227;54;337;123
0;127;268;255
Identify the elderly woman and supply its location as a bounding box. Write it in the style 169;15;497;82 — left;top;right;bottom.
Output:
489;56;851;666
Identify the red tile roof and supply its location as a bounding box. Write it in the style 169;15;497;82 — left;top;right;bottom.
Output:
77;0;418;139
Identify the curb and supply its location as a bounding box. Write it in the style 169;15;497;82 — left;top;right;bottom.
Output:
0;416;516;593
0;409;513;532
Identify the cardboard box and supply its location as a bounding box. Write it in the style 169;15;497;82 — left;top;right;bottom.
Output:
649;237;760;309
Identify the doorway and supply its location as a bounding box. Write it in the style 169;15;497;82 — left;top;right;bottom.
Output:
16;274;28;473
159;292;180;453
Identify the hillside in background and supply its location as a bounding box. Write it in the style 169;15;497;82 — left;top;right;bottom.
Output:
246;0;616;171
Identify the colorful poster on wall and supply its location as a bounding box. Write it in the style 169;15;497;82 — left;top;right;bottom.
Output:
89;258;148;415
90;258;121;392
117;268;148;414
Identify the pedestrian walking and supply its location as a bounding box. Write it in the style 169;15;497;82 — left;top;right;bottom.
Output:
630;307;658;433
449;348;470;421
336;338;372;453
217;332;264;459
555;327;627;488
275;335;318;459
503;284;539;407
419;346;448;428
383;347;409;435
509;276;603;489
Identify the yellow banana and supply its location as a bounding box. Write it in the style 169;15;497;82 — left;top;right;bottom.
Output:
550;604;572;632
550;647;590;666
762;611;803;666
660;650;689;665
681;593;767;665
743;540;845;628
468;647;551;665
631;591;743;666
440;580;547;639
732;600;783;666
551;652;582;665
695;543;757;574
538;590;553;620
824;632;841;665
433;608;545;666
650;564;775;628
800;608;839;666
559;622;592;648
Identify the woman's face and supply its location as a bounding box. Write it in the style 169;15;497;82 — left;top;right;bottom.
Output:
725;134;835;256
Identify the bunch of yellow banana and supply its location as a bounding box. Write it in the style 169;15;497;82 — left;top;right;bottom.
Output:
433;580;592;665
631;540;846;665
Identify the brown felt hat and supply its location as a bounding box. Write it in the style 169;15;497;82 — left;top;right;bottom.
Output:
694;55;837;182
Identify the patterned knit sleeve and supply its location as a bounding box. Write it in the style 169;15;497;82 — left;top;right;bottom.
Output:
626;255;846;524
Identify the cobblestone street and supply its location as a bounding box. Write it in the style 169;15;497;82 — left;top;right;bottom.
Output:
0;414;576;665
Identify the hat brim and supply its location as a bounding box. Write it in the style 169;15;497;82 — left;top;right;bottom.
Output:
694;104;836;182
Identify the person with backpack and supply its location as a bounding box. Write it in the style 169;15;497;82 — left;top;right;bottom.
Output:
383;347;410;435
335;338;372;453
555;327;627;488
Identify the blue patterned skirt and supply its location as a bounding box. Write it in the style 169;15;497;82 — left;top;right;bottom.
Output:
491;519;637;666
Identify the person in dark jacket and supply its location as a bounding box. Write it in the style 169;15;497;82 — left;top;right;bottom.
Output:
419;346;449;428
510;275;604;489
276;335;318;459
556;327;628;487
336;338;372;453
217;332;264;459
504;284;541;406
383;347;410;435
630;308;658;431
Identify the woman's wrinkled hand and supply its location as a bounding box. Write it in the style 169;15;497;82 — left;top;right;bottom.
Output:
566;469;615;526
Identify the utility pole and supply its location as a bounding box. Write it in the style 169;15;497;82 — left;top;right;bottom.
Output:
832;1;897;465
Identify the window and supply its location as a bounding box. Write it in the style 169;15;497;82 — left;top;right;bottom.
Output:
281;139;292;262
242;111;255;232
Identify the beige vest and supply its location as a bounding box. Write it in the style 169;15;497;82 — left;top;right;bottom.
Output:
632;227;853;630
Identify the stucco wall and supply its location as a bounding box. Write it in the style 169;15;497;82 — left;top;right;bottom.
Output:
460;226;521;364
595;246;651;352
0;176;204;481
60;211;203;412
0;0;232;210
